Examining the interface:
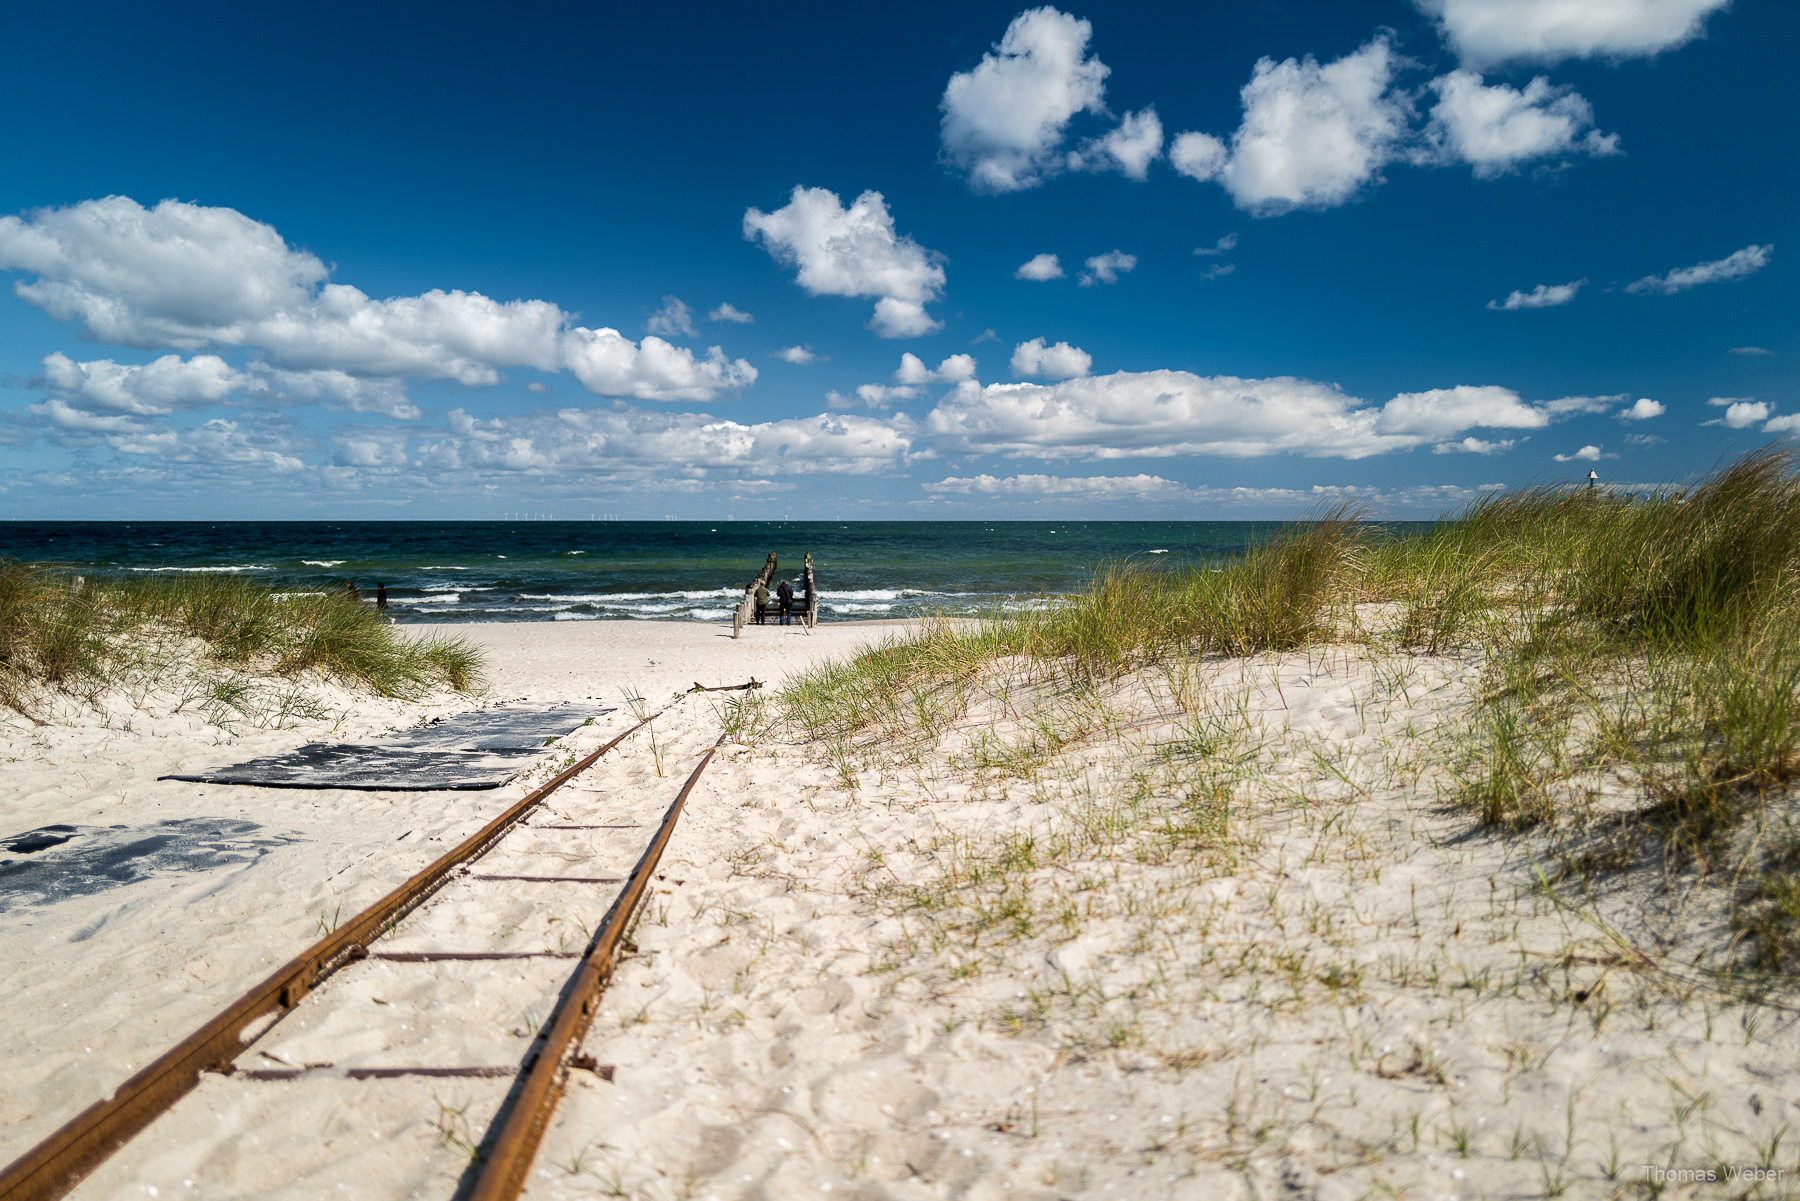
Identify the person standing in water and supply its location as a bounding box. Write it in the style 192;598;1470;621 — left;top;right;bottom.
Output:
376;583;388;613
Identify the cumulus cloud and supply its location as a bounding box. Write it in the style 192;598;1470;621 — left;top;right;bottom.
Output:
926;472;1193;498
427;405;914;477
37;351;247;416
1554;444;1610;461
1376;384;1558;439
916;473;1511;518
29;351;422;421
708;302;754;324
928;373;1609;461
1079;250;1136;286
895;352;979;385
1618;397;1666;421
1489;278;1585;310
743;187;946;338
1423;71;1618;176
1170;39;1409;216
940;7;1110;193
645;296;696;338
1704;397;1769;428
1764;414;1800;434
1010;338;1092;380
1070;107;1165;179
1414;0;1732;69
774;345;819;364
1433;436;1516;454
1627;244;1774;295
0;196;758;405
0;197;566;384
1015;253;1065;281
562;328;757;402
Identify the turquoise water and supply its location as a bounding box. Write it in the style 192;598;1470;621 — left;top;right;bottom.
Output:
1;520;1343;623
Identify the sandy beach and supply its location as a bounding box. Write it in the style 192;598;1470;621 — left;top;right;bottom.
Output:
4;615;1797;1200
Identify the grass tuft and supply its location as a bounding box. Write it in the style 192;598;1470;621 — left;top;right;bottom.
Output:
0;564;483;715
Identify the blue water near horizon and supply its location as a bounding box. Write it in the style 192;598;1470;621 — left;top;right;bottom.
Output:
0;520;1402;624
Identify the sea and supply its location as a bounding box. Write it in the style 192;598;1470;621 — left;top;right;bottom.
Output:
1;521;1322;625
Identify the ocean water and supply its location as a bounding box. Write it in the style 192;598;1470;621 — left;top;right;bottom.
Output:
2;520;1321;624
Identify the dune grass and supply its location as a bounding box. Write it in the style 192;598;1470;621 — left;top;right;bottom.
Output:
0;564;482;716
779;448;1800;969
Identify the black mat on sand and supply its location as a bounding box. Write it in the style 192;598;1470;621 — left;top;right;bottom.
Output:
161;744;544;791
379;704;609;750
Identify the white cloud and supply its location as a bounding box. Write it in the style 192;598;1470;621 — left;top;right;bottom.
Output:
1070;107;1165;179
255;367;419;419
1078;250;1136;287
1433;436;1516;454
742;187;946;338
1704;397;1769;428
645;296;696;338
0;197;567;384
940;7;1110;193
30;351;421;421
928;373;1609;461
562;328;757;402
1015;253;1065;281
1415;0;1731;69
430;405;914;477
834;384;917;410
895;352;978;385
918;473;1511;517
1764;414;1800;434
774;345;819;364
38;351;247;416
708;302;754;324
1424;71;1618;177
1198;263;1237;281
0;196;759;405
1730;346;1774;356
1193;233;1238;256
1376;384;1555;439
1618;397;1665;420
1554;444;1611;461
1010;338;1092;380
926;472;1192;498
1171;39;1409;216
1627;244;1773;295
526;381;551;394
1488;278;1585;310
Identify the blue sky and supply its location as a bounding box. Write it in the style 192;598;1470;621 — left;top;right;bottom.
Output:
0;0;1792;519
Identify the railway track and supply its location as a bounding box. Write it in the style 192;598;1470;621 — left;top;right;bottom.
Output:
0;685;755;1201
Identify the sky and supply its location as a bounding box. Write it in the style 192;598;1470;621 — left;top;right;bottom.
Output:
0;0;1793;520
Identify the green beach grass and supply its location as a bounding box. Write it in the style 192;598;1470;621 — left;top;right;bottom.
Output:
779;447;1800;970
0;565;482;717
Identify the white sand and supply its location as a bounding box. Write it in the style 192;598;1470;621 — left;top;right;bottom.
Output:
5;620;1797;1199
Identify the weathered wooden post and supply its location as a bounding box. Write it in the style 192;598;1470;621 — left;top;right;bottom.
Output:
802;551;817;628
733;552;779;638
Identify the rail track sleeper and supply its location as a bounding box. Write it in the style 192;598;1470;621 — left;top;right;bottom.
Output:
465;733;729;1201
0;689;740;1201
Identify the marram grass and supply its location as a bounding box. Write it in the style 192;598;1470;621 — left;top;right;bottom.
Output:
780;449;1800;970
0;564;482;715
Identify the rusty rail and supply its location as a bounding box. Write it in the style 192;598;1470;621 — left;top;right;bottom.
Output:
0;704;680;1201
467;732;728;1200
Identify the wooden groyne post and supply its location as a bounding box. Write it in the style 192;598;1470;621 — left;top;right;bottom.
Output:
730;552;820;636
732;552;778;638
